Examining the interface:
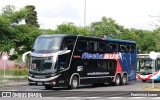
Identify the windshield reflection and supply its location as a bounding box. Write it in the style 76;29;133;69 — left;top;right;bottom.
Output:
33;37;61;51
30;57;55;73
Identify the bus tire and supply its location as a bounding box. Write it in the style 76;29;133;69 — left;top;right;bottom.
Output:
121;74;128;85
69;76;79;89
45;86;53;90
115;74;121;86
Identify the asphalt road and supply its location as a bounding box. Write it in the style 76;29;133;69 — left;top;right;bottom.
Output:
0;81;160;100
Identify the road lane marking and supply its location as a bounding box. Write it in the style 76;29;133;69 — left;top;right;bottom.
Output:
151;97;160;99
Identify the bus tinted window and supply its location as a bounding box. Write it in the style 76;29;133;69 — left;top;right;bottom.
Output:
77;41;87;51
129;45;135;53
108;43;117;52
107;60;116;71
98;42;106;52
120;45;128;53
98;61;107;71
88;41;97;51
62;39;74;50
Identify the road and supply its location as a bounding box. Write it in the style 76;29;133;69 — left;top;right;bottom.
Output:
0;81;160;100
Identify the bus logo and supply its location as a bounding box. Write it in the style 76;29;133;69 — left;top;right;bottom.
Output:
81;52;121;60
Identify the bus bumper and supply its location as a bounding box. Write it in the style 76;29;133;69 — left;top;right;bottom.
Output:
28;80;57;86
28;74;60;86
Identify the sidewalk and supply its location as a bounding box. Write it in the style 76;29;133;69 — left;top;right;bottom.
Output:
143;82;160;91
144;87;160;91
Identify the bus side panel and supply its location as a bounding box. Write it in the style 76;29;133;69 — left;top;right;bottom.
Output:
118;53;137;81
130;53;137;80
71;56;116;84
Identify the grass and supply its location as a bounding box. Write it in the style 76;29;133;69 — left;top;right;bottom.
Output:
0;68;28;76
0;68;28;85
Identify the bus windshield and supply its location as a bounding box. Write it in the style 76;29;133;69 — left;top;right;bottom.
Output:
33;37;62;51
30;56;55;73
138;60;153;71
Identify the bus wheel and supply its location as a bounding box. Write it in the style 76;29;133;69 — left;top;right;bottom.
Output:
45;86;53;90
115;74;121;86
70;76;79;89
142;80;146;82
121;75;128;85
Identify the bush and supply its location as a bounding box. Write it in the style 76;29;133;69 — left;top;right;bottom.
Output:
13;68;28;76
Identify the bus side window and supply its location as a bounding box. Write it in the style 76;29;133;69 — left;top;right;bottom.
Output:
107;60;116;71
108;43;117;53
62;39;74;50
77;41;87;51
88;41;97;51
120;45;128;53
98;42;106;52
130;45;135;53
126;45;130;53
97;61;107;71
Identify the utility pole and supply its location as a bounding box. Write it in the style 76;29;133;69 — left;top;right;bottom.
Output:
84;0;86;27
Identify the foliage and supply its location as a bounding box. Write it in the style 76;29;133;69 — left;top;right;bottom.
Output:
55;23;91;36
89;17;124;38
1;4;160;61
25;5;39;28
0;5;40;60
153;29;160;51
13;68;28;76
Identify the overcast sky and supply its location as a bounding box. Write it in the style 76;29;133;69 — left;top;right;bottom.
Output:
1;0;160;30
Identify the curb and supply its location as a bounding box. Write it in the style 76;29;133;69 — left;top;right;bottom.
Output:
0;81;28;87
144;88;160;91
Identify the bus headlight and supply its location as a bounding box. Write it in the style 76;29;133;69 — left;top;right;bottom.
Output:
51;80;56;85
29;73;33;77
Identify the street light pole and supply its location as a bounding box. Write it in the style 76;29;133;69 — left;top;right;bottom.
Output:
152;60;155;88
149;51;157;88
84;0;86;27
2;55;8;78
3;60;5;77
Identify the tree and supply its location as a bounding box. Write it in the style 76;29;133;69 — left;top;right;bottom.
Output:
0;5;40;60
25;5;39;28
89;17;125;37
114;29;139;41
153;29;160;51
55;23;91;35
131;29;156;53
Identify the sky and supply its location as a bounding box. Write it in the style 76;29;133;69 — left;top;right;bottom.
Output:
1;0;160;30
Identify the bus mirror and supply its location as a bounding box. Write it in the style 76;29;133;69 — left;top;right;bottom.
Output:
22;51;31;62
137;48;141;53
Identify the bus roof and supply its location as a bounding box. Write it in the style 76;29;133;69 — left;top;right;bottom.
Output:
103;38;136;44
38;34;136;44
38;34;77;38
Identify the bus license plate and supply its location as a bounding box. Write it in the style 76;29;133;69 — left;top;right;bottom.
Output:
37;82;43;85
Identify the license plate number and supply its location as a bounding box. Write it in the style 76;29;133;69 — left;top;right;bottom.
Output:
37;82;43;85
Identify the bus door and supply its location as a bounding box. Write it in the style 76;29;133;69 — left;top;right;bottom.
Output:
57;38;76;85
72;39;88;84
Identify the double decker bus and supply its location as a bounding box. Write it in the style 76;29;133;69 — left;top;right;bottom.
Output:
136;54;160;82
28;34;137;89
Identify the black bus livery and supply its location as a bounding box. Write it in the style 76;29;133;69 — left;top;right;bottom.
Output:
28;34;137;89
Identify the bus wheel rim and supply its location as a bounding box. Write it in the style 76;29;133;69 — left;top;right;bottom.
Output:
123;76;126;84
73;80;78;87
116;76;120;84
